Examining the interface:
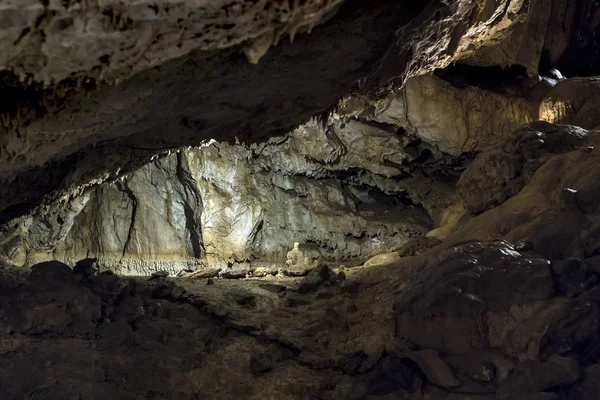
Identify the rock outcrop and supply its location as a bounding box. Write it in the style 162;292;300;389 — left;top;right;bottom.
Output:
540;77;600;129
0;0;594;222
7;75;600;276
358;73;544;155
1;1;600;399
29;117;444;275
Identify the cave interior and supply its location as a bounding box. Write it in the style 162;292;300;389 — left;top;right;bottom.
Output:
1;0;600;399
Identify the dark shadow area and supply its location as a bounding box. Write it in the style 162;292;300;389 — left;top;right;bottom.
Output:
434;63;528;92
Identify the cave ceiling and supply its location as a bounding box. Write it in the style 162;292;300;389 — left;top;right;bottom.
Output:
0;0;597;219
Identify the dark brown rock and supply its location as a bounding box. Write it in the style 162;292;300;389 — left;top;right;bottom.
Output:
403;349;462;388
150;270;170;279
457;122;588;213
566;364;600;400
73;257;98;277
250;352;276;376
363;353;423;397
393;240;555;355
540;78;600;129
297;265;341;294
29;260;72;281
497;356;581;399
553;259;597;298
339;351;369;375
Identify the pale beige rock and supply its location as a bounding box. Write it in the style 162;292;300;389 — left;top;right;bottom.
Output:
426;203;467;241
363;252;400;268
0;0;574;216
457;0;552;73
46;123;433;275
371;74;541;155
285;243;323;276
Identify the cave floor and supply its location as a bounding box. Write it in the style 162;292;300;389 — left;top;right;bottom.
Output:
0;257;429;400
1;238;599;400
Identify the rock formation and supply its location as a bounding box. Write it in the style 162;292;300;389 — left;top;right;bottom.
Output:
1;0;600;399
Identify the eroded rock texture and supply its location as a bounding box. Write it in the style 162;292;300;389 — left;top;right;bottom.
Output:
11;115;458;274
1;0;596;220
0;0;600;399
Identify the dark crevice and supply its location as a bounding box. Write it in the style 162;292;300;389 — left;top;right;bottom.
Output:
115;180;137;258
176;152;204;259
363;186;416;208
0;203;37;226
434;63;529;93
0;71;80;131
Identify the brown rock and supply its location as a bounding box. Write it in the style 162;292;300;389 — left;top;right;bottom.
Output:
497;356;581;399
404;349;462;388
393;240;555;355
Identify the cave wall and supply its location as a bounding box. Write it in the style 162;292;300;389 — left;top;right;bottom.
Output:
51;118;439;275
4;69;586;275
24;66;551;274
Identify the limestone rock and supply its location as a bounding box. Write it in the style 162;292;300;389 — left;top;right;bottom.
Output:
496;356;581;399
457;122;589;213
540;78;600;129
426;203;467;241
150;270;170;280
0;0;344;84
54;153;203;276
179;268;222;280
363;252;400;267
28;119;436;275
250;352;276;376
553;259;597;298
403;349;462;389
567;364;600;400
369;74;541;155
393;240;556;356
73;257;98;277
0;0;577;220
29;260;72;281
297;265;341;294
443;122;600;263
285;242;323;276
8;262;101;335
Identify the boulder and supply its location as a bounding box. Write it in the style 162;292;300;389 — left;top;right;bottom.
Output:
403;349;463;389
393;240;555;356
497;356;581;399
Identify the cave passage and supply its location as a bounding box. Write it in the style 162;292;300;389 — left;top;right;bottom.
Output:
0;0;600;399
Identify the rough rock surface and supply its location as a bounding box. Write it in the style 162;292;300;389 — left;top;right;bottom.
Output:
452;121;600;262
0;0;600;399
21;116;441;274
0;0;589;219
5;75;599;274
0;0;346;84
457;121;590;214
1;121;600;399
362;73;543;155
540;77;600;129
